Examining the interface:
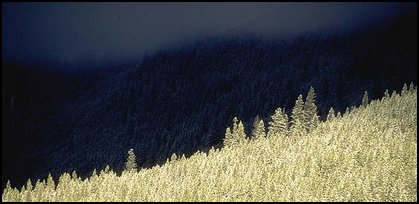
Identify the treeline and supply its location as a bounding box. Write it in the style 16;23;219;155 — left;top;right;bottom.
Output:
223;83;416;147
2;84;416;201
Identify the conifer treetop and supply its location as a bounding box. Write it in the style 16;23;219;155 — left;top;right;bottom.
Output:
125;148;138;172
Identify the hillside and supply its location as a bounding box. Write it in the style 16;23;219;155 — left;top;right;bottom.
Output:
2;85;416;202
2;12;417;188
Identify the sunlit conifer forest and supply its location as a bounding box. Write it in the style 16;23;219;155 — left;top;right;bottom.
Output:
2;84;417;201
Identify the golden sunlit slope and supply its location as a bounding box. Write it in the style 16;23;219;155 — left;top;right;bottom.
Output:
2;87;416;202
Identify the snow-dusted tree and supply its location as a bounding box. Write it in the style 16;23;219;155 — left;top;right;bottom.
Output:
124;148;137;172
223;127;235;147
327;107;335;122
384;89;390;99
224;117;247;147
336;111;342;119
24;179;33;201
345;107;350;116
233;121;246;143
391;90;398;98
304;86;319;131
46;173;55;193
401;83;408;96
170;153;178;162
268;107;289;138
291;94;306;136
252;115;266;140
362;91;369;108
409;82;415;93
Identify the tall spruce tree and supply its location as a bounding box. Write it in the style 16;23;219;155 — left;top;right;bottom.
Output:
223;127;235;147
46;173;55;191
125;148;137;172
268;107;289;138
236;121;247;142
4;180;11;198
304;86;319;131
362;91;369;108
252;116;266;140
291;94;305;136
230;117;247;145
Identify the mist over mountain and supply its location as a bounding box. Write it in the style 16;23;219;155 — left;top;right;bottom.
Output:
2;9;417;189
2;2;414;62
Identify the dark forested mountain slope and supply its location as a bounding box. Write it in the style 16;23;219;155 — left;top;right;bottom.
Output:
2;60;134;188
2;13;416;188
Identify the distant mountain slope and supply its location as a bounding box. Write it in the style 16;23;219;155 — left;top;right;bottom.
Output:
2;12;417;188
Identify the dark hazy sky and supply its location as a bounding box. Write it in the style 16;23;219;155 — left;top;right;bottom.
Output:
2;2;416;62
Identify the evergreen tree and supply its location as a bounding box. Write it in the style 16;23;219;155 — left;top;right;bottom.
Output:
401;83;408;96
384;89;390;99
291;95;304;126
224;117;247;147
223;127;234;147
409;82;415;92
104;165;111;173
236;121;247;141
309;113;319;129
57;173;71;189
24;179;33;202
124;148;137;172
252;116;266;140
304;86;319;131
47;173;55;190
170;153;178;162
327;107;335;121
5;180;11;193
336;111;342;118
71;171;79;181
391;90;398;98
231;116;239;138
291;94;305;136
362;91;369;108
268;107;289;137
25;179;33;192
